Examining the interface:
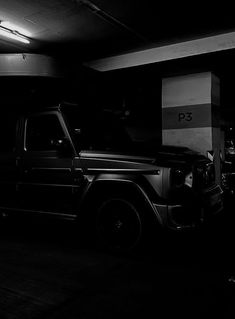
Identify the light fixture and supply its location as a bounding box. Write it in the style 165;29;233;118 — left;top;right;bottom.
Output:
0;21;30;44
0;21;31;37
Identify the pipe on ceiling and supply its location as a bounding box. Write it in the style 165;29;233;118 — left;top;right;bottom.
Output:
75;0;148;43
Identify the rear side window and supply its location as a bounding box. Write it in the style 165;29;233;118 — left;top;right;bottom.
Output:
25;114;66;151
0;112;17;152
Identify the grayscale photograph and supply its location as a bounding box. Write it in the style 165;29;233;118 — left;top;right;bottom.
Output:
0;1;234;318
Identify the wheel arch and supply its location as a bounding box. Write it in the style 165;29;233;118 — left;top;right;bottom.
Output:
79;175;163;227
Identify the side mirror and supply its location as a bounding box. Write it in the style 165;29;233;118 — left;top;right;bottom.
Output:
51;137;73;156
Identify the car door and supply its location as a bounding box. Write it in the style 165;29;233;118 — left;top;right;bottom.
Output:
19;111;80;217
0;111;21;209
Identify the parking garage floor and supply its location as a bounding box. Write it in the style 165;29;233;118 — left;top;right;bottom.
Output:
0;209;235;319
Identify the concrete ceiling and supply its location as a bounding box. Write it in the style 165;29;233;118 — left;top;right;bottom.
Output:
1;0;235;62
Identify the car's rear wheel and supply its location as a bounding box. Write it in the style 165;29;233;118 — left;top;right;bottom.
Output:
95;197;142;252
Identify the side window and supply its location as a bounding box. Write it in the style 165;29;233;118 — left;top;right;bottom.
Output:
26;114;66;152
0;112;17;152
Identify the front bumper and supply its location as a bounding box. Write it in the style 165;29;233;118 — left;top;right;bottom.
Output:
154;184;223;231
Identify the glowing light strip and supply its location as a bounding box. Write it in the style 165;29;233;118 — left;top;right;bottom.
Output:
0;21;31;37
0;26;30;44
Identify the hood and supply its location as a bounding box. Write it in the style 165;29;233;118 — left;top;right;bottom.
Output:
153;145;207;168
80;145;207;169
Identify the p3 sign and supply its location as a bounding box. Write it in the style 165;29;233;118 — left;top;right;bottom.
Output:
162;104;216;129
178;112;192;122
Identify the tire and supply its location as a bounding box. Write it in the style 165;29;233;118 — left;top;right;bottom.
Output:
94;195;145;252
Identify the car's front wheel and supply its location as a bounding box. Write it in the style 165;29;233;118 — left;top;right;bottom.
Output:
95;197;142;252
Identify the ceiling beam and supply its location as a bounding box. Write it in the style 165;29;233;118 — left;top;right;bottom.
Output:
85;31;235;72
0;54;62;77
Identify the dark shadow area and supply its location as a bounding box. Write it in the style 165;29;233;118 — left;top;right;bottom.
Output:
0;204;234;319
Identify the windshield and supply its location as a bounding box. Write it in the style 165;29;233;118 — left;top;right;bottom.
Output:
63;107;135;152
62;104;163;154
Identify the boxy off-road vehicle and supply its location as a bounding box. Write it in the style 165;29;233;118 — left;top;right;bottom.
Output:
0;102;223;251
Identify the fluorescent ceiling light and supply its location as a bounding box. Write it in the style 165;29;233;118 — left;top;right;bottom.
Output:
0;21;31;37
0;23;30;44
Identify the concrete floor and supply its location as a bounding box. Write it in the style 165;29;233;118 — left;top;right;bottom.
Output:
0;210;235;319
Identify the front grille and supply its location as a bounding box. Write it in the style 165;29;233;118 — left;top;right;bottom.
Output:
169;205;201;227
193;161;215;189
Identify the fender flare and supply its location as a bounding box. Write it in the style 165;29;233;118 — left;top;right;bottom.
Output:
79;175;164;227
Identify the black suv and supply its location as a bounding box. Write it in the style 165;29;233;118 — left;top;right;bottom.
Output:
0;102;223;251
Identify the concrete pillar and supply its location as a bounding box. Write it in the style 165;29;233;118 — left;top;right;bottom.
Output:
162;72;221;184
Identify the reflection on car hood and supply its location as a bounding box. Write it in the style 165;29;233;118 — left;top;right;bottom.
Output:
80;145;206;169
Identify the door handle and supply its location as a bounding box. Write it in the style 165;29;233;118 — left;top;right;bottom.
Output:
16;157;20;166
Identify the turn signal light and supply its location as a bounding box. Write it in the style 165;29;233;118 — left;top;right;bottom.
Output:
171;169;185;187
